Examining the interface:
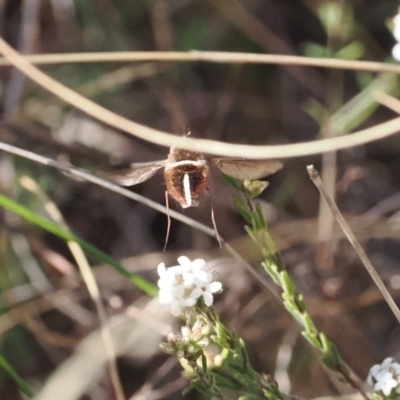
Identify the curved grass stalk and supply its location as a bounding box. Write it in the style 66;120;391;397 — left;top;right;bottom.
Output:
0;37;399;159
19;176;125;400
0;51;398;74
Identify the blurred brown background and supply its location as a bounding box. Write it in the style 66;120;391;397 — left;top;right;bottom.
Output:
0;0;400;399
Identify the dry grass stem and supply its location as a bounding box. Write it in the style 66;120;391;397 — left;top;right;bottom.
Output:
18;176;126;400
0;38;399;158
374;90;400;114
307;165;400;325
0;51;398;74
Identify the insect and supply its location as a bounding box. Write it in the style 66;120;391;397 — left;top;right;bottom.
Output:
104;143;283;249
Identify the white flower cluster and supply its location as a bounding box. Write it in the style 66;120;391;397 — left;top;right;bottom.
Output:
367;357;400;397
161;317;211;357
157;256;222;317
392;14;400;61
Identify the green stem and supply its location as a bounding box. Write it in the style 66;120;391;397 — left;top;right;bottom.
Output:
0;353;33;398
235;196;368;399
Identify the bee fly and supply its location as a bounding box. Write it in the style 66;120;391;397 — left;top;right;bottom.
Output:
104;143;283;249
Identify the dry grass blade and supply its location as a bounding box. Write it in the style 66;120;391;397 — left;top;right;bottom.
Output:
0;38;399;158
19;176;125;400
0;51;398;74
374;90;400;114
307;165;400;325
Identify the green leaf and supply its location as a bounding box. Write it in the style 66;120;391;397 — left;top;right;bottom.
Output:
190;381;209;396
255;203;266;229
356;72;374;90
233;196;254;224
303;42;332;58
0;353;33;398
221;174;243;191
303;98;327;124
301;331;320;348
319;1;342;34
280;271;296;296
261;261;280;284
335;41;365;60
330;73;399;134
0;194;157;297
201;354;208;372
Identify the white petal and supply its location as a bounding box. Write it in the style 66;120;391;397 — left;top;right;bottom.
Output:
192;259;206;270
171;285;185;299
182;297;196;307
382;357;395;368
182;272;195;286
159;289;173;305
394;26;400;42
392;362;400;374
181;326;190;338
157;263;166;277
394;14;400;28
209;281;222;293
178;256;191;267
189;287;202;300
202;292;214;306
370;364;383;377
158;274;174;289
193;271;209;285
392;43;400;61
169;266;186;276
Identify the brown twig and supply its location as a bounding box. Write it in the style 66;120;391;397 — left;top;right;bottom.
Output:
307;165;400;325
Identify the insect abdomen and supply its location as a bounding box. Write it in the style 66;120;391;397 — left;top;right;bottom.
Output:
164;165;209;208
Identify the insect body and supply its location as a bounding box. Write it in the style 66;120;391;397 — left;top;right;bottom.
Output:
164;147;209;208
103;144;283;248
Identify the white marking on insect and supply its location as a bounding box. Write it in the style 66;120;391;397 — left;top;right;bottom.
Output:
183;173;192;208
164;160;206;170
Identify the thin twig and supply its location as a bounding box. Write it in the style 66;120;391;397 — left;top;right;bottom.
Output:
307;165;400;325
0;51;398;74
19;176;126;400
0;140;216;237
0;38;399;158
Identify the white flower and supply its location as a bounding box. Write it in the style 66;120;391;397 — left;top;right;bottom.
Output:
367;357;400;397
374;371;398;396
157;256;222;316
392;13;400;61
392;43;400;62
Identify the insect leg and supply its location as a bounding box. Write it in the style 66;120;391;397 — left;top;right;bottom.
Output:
208;188;222;248
163;191;171;251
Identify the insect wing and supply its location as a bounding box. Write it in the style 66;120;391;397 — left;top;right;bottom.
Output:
212;158;283;180
100;160;166;186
